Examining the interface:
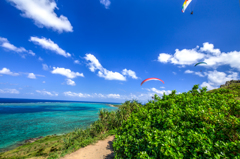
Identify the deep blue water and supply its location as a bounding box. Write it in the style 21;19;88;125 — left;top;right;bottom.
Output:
0;98;121;152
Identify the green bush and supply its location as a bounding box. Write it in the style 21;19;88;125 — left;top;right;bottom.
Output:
113;85;240;158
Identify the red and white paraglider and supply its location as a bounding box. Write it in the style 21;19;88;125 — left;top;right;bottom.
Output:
140;78;164;86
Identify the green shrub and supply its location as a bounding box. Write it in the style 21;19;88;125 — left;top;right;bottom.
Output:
113;85;240;158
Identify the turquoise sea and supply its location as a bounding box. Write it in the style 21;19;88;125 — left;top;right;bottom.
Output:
0;98;120;152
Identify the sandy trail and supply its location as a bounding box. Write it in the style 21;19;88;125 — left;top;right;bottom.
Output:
61;135;115;159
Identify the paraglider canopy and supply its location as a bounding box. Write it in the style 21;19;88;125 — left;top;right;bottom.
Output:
141;78;164;86
182;0;192;13
195;62;207;67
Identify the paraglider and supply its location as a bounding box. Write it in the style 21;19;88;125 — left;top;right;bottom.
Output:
141;78;164;86
195;62;207;67
182;0;192;13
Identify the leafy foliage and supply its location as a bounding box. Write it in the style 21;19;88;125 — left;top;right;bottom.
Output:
113;85;240;158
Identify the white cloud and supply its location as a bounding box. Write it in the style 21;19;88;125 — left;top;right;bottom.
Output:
38;57;43;61
97;69;126;81
0;68;19;76
43;81;46;83
94;93;106;98
172;72;176;75
63;91;121;99
194;72;205;77
184;70;194;74
74;60;80;64
28;73;36;79
29;37;71;57
84;54;103;72
184;69;206;77
200;82;218;90
100;0;111;9
158;53;172;63
0;88;19;94
0;37;8;42
64;91;91;98
200;42;221;56
36;90;58;96
84;54;129;81
200;70;239;90
28;50;35;56
0;37;35;57
7;0;73;32
157;42;240;71
107;94;121;98
51;67;84;79
2;42;26;52
149;88;172;96
122;69;138;79
66;79;76;86
42;64;48;70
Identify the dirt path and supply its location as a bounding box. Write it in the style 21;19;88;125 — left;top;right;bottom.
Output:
61;135;115;159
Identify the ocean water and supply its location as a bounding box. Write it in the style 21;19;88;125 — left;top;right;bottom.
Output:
0;98;120;152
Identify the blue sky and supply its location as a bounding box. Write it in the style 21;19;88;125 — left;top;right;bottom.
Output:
0;0;240;103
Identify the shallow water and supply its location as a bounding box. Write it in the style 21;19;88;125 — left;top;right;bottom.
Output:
0;102;118;151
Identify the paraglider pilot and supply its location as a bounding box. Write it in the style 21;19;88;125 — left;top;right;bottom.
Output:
191;11;193;15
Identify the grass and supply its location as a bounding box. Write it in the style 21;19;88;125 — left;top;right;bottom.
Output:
0;82;240;159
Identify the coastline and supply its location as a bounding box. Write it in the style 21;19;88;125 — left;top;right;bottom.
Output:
0;103;121;153
107;104;121;108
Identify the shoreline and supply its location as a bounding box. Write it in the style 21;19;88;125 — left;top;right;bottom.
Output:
107;104;121;108
0;104;121;153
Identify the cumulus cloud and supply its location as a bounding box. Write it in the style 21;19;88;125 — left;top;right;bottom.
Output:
0;68;19;76
29;37;71;57
0;88;19;94
7;0;73;32
36;90;58;96
157;42;240;71
200;70;239;90
200;42;221;56
27;73;36;79
158;53;172;63
42;64;49;70
38;57;43;61
122;69;138;79
51;67;84;78
85;54;138;81
100;0;111;9
0;37;35;57
66;79;76;86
